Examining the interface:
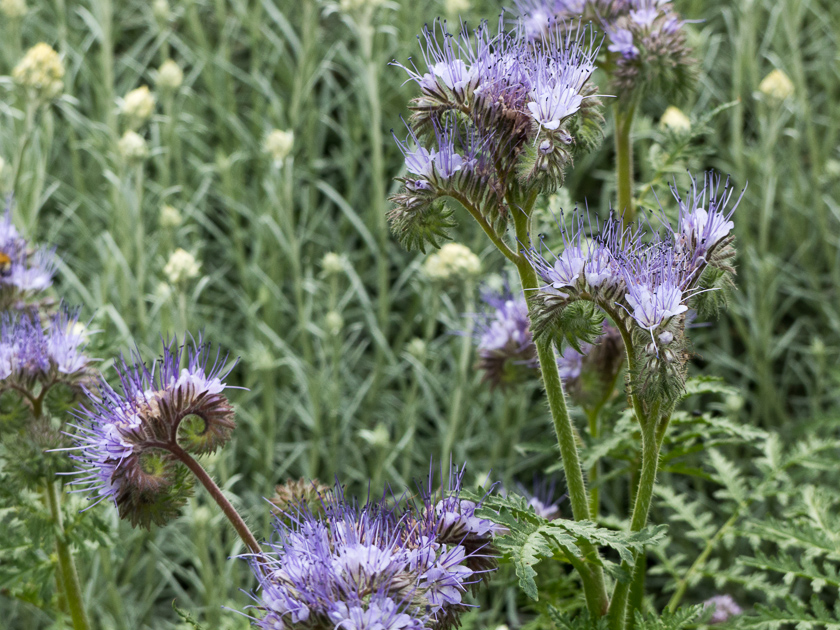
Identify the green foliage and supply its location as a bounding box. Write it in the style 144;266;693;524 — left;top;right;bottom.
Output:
529;298;605;353
387;196;457;253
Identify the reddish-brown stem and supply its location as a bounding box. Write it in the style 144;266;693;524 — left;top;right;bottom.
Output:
166;442;261;554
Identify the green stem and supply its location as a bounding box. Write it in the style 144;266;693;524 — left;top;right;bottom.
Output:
441;283;475;463
587;407;600;519
511;206;609;617
167;443;261;554
45;482;91;630
614;104;636;231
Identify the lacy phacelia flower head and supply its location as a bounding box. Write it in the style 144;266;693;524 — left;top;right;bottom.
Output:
0;307;94;392
244;470;499;630
389;17;604;250
0;204;56;308
525;171;741;402
473;287;536;387
66;337;236;528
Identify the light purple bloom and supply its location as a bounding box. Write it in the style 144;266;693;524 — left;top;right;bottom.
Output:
557;344;586;381
607;28;639;59
0;205;56;300
703;594;742;625
624;279;688;335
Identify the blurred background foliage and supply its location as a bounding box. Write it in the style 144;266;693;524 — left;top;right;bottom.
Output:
0;0;839;627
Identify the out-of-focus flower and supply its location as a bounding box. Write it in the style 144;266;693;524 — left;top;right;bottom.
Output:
422;243;480;281
473;288;535;387
758;68;794;101
358;423;389;448
66;337;236;527
163;248;200;285
406;337;427;361
156;60;184;91
263;129;294;165
243;467;498;630
121;86;156;127
703;594;742;625
0;204;56;307
152;0;170;22
659;106;691;132
325;310;344;335
0;0;27;18
13;43;65;103
118;130;149;162
607;28;639;60
159;204;182;229
321;252;348;275
444;0;470;18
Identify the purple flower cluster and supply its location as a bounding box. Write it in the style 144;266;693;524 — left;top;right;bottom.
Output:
473;287;536;386
244;470;501;630
0;204;56;308
0;307;93;391
525;172;740;350
702;594;742;625
514;0;692;97
65;338;236;527
390;17;601;225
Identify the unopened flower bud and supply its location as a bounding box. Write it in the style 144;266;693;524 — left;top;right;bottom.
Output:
121;85;156;127
156;59;183;91
263;129;294;165
406;337;427;361
325;311;343;335
0;0;27;18
539;140;553;155
758;69;794;101
13;43;65;103
658;331;674;345
159;204;182;228
422;243;481;282
659;106;691;132
164;248;200;285
358;423;389;448
152;0;171;22
118;130;148;162
321;252;347;275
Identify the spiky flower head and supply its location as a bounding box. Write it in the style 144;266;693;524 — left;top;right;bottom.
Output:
243;468;499;630
525;171;741;404
0;306;94;394
0;204;56;309
390;17;604;251
12;43;64;103
513;0;695;102
65;337;236;528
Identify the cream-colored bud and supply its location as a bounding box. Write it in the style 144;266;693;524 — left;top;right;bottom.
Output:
12;43;65;102
263;129;294;165
406;337;427;361
358;423;390;448
325;311;344;336
0;0;27;18
422;242;481;281
445;0;470;17
155;281;173;301
159;204;182;228
163;248;200;284
321;252;347;275
118;131;149;162
659;106;691;132
121;85;156;126
152;0;171;22
156;59;183;91
758;69;794;101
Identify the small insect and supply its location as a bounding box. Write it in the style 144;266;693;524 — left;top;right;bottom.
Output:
0;251;11;277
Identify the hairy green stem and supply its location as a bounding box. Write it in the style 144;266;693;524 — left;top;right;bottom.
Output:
614;105;636;231
45;482;91;630
169;444;261;555
586;407;600;519
511;205;609;617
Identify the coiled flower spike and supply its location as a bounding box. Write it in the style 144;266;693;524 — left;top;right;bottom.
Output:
65;337;238;529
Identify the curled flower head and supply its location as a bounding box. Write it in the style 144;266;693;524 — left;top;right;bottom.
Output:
473;287;536;387
65;337;237;528
243;468;498;630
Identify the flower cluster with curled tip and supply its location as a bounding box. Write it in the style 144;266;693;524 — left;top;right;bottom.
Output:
65;338;237;528
524;172;741;403
0;307;94;395
389;17;604;252
243;470;502;630
0;204;56;310
514;0;694;100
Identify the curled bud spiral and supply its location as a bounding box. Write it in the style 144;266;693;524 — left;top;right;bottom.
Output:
242;467;499;630
65;337;236;528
